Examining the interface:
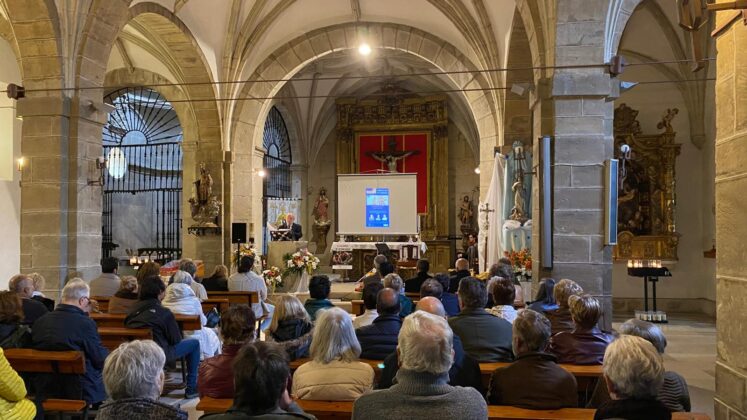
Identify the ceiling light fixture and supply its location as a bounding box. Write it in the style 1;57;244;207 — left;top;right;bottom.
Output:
358;43;372;56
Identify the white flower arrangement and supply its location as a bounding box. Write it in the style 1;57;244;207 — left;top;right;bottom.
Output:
283;250;320;276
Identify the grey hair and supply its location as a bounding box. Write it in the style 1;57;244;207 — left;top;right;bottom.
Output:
61;279;89;302
172;270;193;285
619;318;667;354
603;335;664;399
8;274;30;293
103;340;165;400
178;259;197;277
310;307;361;364
457;277;487;309
373;254;387;270
513;309;551;353
383;273;404;292
398;311;453;374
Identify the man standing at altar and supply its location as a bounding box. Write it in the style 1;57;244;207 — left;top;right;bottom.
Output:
280;213;303;241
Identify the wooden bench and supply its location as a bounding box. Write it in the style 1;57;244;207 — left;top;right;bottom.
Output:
4;349;89;415
480;362;603;391
90;312;202;330
91;296;110;312
206;291;259;306
201;298;230;315
196;397;709;420
351;300;365;316
98;327;153;351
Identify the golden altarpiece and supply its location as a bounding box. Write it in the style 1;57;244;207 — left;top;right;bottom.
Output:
613;103;681;262
335;89;452;276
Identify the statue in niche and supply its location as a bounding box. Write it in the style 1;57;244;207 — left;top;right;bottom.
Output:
367;137;419;173
510;176;527;222
189;162;221;228
311;187;331;254
459;195;474;227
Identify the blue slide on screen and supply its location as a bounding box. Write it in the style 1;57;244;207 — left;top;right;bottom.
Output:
365;187;390;228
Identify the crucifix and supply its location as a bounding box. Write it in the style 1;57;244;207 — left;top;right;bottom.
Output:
367;136;419;173
478;202;495;272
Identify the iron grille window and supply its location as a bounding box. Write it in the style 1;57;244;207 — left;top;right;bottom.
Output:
262;106;292;198
101;87;183;262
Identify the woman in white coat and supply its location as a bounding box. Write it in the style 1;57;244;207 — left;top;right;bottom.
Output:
162;270;221;359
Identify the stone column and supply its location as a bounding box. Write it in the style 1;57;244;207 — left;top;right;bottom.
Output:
18;95;110;290
713;13;747;420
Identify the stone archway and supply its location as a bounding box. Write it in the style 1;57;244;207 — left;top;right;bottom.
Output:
228;22;501;248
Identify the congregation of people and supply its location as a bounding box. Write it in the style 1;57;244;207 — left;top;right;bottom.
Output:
0;254;691;420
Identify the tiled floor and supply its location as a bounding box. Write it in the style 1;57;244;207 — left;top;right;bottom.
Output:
168;312;717;419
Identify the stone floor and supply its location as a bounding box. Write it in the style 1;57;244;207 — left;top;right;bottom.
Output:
167;312;716;419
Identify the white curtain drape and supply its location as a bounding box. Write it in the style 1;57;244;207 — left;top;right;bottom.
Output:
478;153;506;272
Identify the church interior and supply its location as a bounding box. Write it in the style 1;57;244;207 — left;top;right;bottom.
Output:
0;0;744;419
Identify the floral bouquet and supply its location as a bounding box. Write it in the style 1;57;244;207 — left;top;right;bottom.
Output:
504;248;532;279
263;266;283;293
283;250;320;276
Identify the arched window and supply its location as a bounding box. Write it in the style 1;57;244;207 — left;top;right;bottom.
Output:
262;106;292;198
101;87;183;262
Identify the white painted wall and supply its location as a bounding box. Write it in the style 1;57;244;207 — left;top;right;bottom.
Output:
0;37;22;289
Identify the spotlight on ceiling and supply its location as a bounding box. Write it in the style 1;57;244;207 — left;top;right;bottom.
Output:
358;43;372;56
474;167;481;175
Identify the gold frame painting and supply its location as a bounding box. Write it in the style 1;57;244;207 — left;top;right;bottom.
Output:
613;104;681;262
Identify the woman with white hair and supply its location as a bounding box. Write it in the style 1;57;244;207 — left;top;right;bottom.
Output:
594;335;669;420
162;271;220;359
383;273;412;317
292;307;373;400
97;340;187;419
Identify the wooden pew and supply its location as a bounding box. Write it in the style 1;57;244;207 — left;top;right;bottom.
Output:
91;296;110;312
90;312;202;330
480;362;603;391
4;349;88;415
206;291;259;306
201;298;230;315
97;327;153;351
196;397;709;420
351;300;365;316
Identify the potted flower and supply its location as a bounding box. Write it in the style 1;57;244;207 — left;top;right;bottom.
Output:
262;266;283;294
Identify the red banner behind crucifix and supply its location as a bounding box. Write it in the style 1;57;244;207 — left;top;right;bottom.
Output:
358;133;429;214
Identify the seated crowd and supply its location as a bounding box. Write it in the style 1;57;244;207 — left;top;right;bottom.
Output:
0;255;692;420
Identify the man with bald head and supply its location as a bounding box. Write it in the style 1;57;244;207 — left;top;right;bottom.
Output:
376;297;483;392
448;258;471;293
8;274;48;325
356;288;402;360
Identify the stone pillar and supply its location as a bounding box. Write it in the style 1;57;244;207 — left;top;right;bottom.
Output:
544;1;615;330
18;95;110;290
713;13;747;420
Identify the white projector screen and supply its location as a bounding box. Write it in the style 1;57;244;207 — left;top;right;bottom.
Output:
337;173;419;235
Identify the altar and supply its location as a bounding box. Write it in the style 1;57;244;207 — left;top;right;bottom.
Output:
331;241;427;280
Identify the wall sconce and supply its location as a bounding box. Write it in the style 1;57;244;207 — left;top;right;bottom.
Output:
257;168;266;178
17;157;25;172
87;156;108;186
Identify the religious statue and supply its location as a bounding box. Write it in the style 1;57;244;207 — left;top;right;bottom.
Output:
458;195;474;226
188;162;221;228
195;162;213;205
313;187;330;224
367;137;419;173
510;176;527;222
311;187;331;254
657;108;679;133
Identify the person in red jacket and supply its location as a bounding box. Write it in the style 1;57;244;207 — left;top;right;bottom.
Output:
198;305;256;398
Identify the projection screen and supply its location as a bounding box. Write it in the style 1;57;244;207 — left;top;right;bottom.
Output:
337;173;419;235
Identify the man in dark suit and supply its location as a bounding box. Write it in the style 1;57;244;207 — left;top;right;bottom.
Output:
448;277;513;363
281;213;302;241
448;258;471;293
404;259;432;293
356;288;402;360
9;274;49;325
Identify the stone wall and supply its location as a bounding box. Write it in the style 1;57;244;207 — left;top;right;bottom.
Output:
713;13;747;420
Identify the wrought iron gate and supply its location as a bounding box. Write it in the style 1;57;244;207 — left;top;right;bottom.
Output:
262;107;292;251
101;87;183;262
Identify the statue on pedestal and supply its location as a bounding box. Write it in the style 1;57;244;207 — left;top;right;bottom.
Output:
510;176;527;222
189;163;221;228
311;187;332;253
